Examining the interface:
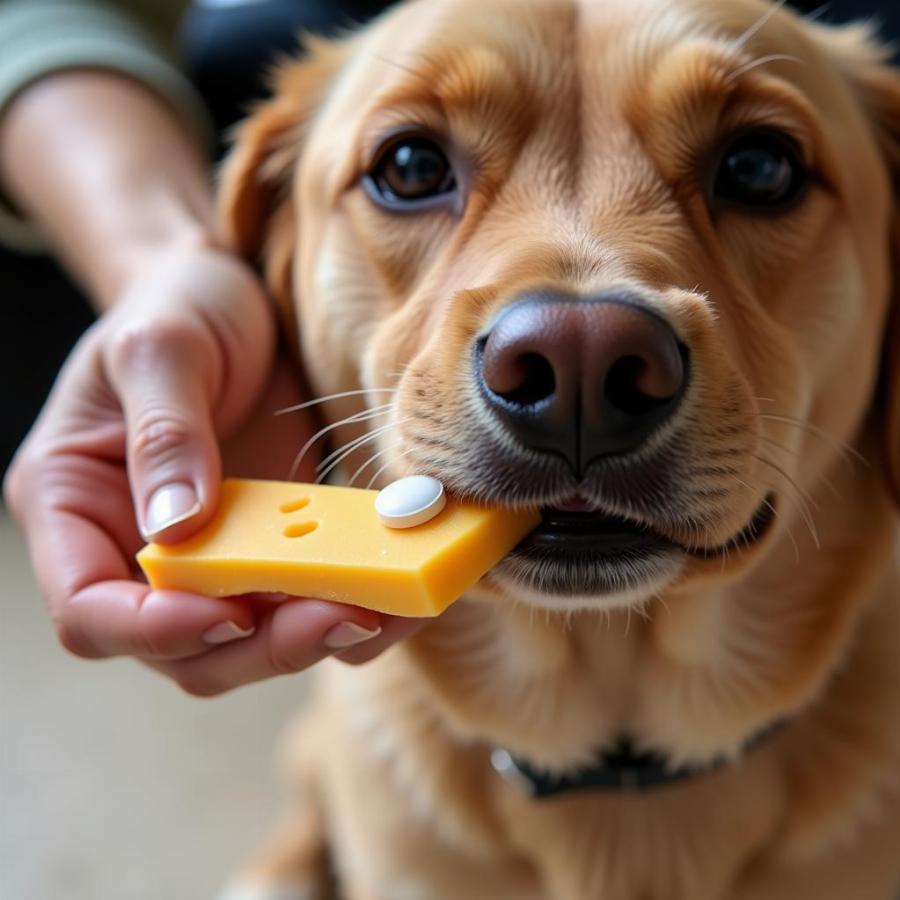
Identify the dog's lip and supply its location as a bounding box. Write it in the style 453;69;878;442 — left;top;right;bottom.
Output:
521;494;777;559
685;495;777;559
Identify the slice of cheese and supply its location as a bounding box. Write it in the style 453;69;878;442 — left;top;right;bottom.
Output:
136;479;540;617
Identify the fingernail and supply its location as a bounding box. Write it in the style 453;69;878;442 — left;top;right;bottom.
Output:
322;622;382;650
143;483;201;538
203;621;256;645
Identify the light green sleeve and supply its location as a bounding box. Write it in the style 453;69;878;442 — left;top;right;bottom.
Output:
0;0;210;253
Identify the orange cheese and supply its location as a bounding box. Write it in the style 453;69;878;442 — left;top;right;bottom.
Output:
136;479;540;617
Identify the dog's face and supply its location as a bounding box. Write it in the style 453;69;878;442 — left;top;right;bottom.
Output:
222;0;900;612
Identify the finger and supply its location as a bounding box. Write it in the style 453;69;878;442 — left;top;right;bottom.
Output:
104;318;223;543
11;455;255;660
333;615;428;666
64;583;258;660
151;599;383;696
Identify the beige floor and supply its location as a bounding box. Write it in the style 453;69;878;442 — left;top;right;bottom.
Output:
0;507;311;900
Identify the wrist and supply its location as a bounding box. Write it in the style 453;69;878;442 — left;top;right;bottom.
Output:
99;212;220;308
0;71;219;310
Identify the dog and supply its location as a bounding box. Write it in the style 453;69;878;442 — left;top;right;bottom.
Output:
216;0;900;897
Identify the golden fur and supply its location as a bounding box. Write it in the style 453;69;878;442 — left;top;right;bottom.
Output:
218;1;900;897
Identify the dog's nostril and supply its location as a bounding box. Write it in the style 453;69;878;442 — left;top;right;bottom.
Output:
604;342;685;417
479;328;557;408
605;356;665;416
498;353;556;406
606;356;656;416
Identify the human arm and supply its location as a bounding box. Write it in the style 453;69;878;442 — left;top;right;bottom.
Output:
1;71;420;694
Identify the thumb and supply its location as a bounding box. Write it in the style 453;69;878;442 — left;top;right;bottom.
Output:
106;318;223;543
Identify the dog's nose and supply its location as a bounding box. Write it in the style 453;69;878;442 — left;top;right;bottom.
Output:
477;293;687;473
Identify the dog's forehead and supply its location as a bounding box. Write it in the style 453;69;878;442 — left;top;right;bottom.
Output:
364;0;799;71
337;0;840;132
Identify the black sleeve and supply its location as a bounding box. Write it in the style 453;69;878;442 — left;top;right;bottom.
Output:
789;0;899;54
184;0;898;141
180;0;399;140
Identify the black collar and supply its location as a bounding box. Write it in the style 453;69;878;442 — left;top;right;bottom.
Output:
491;724;784;799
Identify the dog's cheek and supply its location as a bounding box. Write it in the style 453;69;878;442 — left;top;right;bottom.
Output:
303;193;458;392
361;298;447;405
296;225;385;398
660;289;792;536
361;286;491;462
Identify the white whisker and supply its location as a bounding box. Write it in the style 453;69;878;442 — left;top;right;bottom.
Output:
366;447;418;489
733;0;788;51
728;53;804;82
655;592;671;618
757;434;843;502
314;405;394;472
349;442;403;487
757;432;799;457
734;475;800;563
316;421;409;484
759;414;867;466
289;407;393;481
801;4;833;25
274;388;397;417
751;457;820;549
757;455;820;512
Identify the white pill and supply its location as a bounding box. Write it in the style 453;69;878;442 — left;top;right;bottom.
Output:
375;476;446;529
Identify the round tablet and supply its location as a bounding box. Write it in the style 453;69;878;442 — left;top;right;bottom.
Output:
375;476;446;529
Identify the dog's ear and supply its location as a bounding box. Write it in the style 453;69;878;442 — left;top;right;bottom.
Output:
850;41;900;509
887;279;900;509
218;38;348;336
816;24;900;506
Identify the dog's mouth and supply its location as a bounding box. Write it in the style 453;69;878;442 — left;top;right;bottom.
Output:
526;494;776;558
499;495;776;598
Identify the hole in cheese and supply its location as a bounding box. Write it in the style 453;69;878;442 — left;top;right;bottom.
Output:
280;498;311;514
284;521;318;538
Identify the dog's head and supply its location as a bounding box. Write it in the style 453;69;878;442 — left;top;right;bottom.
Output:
220;0;900;612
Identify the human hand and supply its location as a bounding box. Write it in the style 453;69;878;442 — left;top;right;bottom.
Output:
4;240;423;695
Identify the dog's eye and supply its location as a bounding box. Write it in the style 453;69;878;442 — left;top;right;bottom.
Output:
366;137;456;205
712;132;809;212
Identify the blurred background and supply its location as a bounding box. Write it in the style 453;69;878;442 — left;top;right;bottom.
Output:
1;514;311;899
1;1;898;899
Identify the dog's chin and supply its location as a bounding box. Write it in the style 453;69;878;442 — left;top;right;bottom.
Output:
492;551;683;613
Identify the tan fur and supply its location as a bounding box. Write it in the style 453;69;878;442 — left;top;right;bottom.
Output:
219;1;900;897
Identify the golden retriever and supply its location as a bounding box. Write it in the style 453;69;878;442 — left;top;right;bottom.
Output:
217;0;900;897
